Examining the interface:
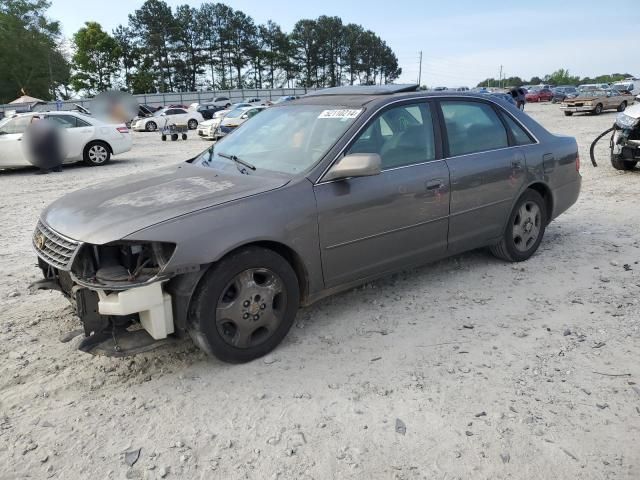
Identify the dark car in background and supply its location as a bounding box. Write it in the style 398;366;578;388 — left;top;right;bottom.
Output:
32;85;581;363
488;92;517;106
551;86;578;103
197;103;225;120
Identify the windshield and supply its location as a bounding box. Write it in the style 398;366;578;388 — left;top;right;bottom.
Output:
613;84;632;91
225;109;246;119
153;109;165;117
577;90;606;98
194;104;362;175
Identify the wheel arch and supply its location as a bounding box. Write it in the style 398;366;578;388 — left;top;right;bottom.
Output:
524;181;554;224
84;139;113;154
171;239;310;344
222;240;310;303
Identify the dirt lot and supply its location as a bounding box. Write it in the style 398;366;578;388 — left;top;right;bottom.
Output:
0;103;639;480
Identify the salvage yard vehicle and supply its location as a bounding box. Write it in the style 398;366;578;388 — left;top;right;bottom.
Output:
0;111;132;168
32;85;581;363
589;103;640;170
214;106;266;139
132;107;203;132
561;89;634;116
525;87;554;102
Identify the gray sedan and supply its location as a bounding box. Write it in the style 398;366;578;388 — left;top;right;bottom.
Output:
33;85;581;363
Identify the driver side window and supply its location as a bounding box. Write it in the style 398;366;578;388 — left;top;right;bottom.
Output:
347;103;435;170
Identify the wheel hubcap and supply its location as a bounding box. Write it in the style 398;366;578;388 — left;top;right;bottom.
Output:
216;268;286;349
89;145;107;163
512;201;541;252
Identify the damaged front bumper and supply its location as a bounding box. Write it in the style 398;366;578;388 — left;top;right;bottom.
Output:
32;262;179;356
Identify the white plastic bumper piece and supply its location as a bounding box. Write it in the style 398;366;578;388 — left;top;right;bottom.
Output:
97;282;174;340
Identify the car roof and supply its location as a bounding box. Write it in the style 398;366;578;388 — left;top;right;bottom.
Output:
294;88;518;109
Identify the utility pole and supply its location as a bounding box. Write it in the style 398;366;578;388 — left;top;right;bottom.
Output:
417;51;423;87
499;65;503;89
48;52;54;100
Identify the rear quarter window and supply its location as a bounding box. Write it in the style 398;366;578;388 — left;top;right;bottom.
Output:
500;113;535;146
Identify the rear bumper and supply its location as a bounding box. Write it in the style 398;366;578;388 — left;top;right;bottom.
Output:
551;176;581;220
110;135;133;155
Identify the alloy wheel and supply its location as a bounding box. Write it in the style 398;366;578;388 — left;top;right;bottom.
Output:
88;144;108;164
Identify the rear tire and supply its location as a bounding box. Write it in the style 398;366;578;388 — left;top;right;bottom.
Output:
83;141;111;166
171;133;178;141
182;133;187;140
491;190;547;262
188;247;300;363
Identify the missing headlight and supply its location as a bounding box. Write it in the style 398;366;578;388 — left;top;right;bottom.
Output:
72;241;176;286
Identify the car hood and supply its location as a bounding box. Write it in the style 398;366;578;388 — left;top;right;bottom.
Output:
42;164;289;244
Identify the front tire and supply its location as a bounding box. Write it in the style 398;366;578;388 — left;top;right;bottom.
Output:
83;141;111;166
188;119;198;130
611;154;637;170
188;247;300;363
491;190;547;262
617;101;627;112
593;103;603;115
145;121;157;132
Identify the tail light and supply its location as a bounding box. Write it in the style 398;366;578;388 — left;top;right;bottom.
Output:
576;154;580;171
117;126;129;133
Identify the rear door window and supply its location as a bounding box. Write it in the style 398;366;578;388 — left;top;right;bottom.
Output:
440;101;509;156
0;116;31;134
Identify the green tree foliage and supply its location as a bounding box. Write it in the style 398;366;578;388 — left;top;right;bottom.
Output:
0;0;70;102
2;0;403;99
71;22;119;95
108;1;402;93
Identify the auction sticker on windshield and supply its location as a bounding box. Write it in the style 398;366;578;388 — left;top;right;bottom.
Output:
318;109;362;119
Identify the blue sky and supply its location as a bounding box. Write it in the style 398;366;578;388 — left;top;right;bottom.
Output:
48;0;638;87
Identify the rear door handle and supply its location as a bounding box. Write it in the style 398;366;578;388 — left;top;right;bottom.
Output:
511;160;524;170
426;179;445;190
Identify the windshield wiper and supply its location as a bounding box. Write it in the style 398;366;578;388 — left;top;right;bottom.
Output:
217;151;256;171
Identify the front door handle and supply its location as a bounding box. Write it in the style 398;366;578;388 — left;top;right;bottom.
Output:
426;179;445;190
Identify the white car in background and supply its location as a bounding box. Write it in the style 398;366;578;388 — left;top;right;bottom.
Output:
132;107;203;132
216;106;266;138
0;111;132;168
196;103;255;140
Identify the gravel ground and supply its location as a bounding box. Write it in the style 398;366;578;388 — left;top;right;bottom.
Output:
0;103;639;480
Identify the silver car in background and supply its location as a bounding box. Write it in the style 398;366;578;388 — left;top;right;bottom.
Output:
32;85;581;363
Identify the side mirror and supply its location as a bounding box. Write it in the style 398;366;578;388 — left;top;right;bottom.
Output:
323;153;381;182
160;112;166;116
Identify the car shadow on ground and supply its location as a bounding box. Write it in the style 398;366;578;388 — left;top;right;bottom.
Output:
64;246;542;371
